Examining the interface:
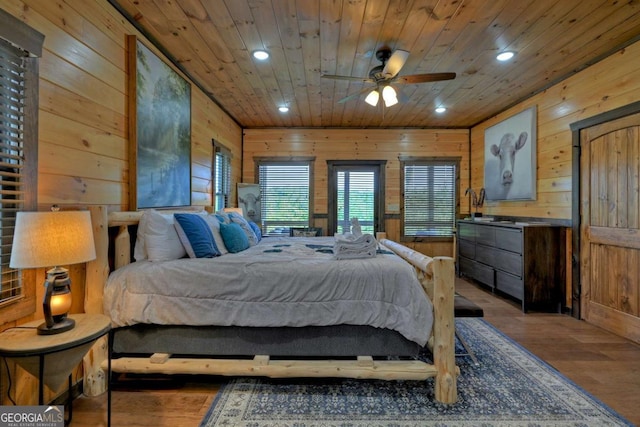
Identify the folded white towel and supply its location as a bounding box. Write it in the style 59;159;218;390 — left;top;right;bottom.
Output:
333;233;377;260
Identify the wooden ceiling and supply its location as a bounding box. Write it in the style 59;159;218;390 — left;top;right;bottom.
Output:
111;0;640;129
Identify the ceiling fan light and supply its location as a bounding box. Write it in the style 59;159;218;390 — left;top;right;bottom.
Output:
435;106;447;113
382;86;398;107
365;90;379;106
384;96;398;107
278;106;289;113
382;85;396;101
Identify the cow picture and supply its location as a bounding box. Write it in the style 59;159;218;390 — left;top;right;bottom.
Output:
483;107;537;201
238;183;261;223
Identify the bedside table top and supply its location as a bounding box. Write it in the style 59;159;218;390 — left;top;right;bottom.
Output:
0;313;111;357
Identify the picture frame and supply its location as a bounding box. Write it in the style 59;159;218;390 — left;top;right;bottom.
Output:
237;183;261;224
483;106;537;201
127;36;191;209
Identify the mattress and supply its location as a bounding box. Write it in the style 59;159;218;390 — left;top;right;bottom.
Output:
104;236;433;346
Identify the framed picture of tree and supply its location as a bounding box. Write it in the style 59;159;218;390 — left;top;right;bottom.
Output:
127;36;191;209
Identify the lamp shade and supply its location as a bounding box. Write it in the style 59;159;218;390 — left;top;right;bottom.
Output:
364;90;379;106
382;85;398;107
10;211;96;269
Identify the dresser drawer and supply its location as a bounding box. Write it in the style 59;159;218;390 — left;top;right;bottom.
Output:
496;271;524;300
474;261;495;288
459;239;476;259
458;256;475;278
493;250;522;277
475;225;495;246
475;245;497;266
495;227;522;253
458;223;476;242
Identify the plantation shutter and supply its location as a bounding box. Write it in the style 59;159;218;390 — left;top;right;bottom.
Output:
258;162;311;235
0;39;26;305
403;161;457;237
337;170;375;234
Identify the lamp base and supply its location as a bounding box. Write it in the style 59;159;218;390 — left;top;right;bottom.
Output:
37;317;75;335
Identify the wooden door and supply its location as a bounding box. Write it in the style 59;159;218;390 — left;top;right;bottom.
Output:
580;111;640;343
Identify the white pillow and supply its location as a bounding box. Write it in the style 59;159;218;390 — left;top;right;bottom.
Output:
133;211;149;261
142;210;187;261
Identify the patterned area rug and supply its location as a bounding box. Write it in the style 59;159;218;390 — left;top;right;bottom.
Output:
200;318;632;426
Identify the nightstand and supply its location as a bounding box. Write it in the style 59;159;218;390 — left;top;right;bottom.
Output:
0;313;111;426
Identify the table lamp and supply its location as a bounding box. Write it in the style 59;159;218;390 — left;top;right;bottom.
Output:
9;209;96;335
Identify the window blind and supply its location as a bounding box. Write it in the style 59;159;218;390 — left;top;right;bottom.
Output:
0;38;26;306
258;162;310;235
403;162;456;237
214;145;231;211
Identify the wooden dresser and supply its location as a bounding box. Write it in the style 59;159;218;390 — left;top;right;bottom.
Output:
457;219;565;312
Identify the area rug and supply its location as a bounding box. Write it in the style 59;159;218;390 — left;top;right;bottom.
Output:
200;318;632;426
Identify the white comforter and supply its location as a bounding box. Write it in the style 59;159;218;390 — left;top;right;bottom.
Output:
104;236;433;346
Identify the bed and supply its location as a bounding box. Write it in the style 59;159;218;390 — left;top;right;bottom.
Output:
83;206;457;404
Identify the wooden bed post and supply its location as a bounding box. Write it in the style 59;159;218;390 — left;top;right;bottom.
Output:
82;205;110;396
377;239;458;404
431;256;457;404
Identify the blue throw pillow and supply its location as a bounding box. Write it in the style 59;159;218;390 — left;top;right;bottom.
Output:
248;221;262;241
174;213;221;258
219;222;250;253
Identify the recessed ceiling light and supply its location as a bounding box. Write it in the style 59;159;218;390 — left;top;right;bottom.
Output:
496;51;515;61
435;106;447;114
278;106;289;113
253;50;269;60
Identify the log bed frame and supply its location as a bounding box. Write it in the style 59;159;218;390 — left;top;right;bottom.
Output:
82;206;458;404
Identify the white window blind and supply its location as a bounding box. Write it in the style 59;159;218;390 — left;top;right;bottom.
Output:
0;38;26;305
403;161;457;237
337;171;375;234
214;143;231;211
258;162;310;235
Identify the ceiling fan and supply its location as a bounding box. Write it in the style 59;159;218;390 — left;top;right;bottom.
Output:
321;48;456;107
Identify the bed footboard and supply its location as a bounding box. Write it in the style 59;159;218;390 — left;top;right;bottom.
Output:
378;239;457;403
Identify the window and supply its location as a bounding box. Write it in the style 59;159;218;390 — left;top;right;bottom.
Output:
401;157;459;240
213;140;231;211
256;157;314;235
0;10;43;322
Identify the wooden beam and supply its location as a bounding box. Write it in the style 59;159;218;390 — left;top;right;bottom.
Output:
107;357;439;381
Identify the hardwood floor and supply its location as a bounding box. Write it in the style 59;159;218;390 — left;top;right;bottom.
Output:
70;277;640;426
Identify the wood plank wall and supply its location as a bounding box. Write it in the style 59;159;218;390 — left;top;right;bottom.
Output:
470;42;640;220
0;0;242;404
242;128;471;257
0;0;242;319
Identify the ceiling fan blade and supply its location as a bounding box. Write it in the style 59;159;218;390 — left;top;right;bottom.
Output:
321;74;374;83
395;72;456;84
382;49;410;78
337;86;374;104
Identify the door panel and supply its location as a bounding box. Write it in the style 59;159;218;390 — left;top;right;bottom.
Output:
580;111;640;343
